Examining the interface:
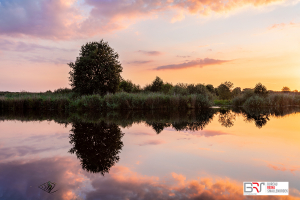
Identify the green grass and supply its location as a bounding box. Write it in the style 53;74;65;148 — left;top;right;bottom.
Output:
214;100;232;106
0;92;213;112
232;93;300;108
3;90;299;112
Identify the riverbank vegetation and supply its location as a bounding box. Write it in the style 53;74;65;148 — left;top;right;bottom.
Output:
1;80;299;111
1;40;299;111
0;89;214;112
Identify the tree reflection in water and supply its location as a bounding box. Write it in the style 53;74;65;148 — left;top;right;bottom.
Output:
145;122;171;134
241;109;270;128
69;121;124;175
145;109;216;134
218;109;236;128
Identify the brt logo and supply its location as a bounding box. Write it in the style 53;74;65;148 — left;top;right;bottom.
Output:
244;182;265;193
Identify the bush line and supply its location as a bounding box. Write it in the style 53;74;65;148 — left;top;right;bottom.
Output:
0;92;213;112
232;93;300;108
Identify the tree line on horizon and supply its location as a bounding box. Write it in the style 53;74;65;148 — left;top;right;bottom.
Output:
2;40;298;103
64;40;298;101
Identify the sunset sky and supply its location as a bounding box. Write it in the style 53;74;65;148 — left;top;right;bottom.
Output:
0;0;300;92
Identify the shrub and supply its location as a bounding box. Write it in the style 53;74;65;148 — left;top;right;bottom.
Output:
119;79;141;93
232;89;255;107
206;84;215;94
243;95;265;108
282;86;291;93
194;84;208;95
232;95;246;106
170;83;189;95
161;82;173;94
150;76;164;92
232;87;241;97
217;82;233;100
54;88;72;94
254;83;268;96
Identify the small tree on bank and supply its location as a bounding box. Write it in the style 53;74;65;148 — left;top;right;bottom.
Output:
254;83;268;96
217;81;234;100
232;87;242;97
282;86;291;92
69;40;123;96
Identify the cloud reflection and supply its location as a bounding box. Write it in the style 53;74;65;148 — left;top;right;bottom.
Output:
0;157;83;200
85;166;300;200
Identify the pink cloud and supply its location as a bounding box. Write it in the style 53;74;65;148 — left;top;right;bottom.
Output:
0;38;76;52
267;163;300;173
129;132;155;136
0;0;287;40
0;0;80;40
127;60;154;65
191;130;230;137
268;22;299;30
154;58;230;70
137;50;163;56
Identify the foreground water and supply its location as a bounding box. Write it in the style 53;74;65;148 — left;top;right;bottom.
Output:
0;107;300;200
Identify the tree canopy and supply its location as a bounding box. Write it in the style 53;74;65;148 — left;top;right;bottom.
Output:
217;81;234;100
69;40;123;95
282;86;291;92
254;83;268;96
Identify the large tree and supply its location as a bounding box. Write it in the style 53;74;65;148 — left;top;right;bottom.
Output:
69;40;123;95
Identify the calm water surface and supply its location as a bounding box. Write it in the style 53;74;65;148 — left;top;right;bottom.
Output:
0;108;300;200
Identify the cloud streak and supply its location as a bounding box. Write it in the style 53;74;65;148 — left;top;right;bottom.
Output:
138;139;166;146
154;58;230;70
0;39;76;52
138;50;163;56
192;130;230;137
176;55;191;58
127;60;153;65
267;163;300;173
268;22;299;30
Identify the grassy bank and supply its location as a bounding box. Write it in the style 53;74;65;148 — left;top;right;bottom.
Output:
0;92;213;112
214;100;232;106
2;89;299;112
232;92;300;108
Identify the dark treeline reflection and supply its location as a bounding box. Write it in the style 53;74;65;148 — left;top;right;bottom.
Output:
69;121;124;175
233;106;300;128
145;109;216;133
1;106;300;132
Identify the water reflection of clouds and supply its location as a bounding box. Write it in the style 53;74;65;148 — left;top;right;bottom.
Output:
22;133;69;142
1;156;300;200
0;157;86;200
165;127;230;137
126;131;155;136
189;130;230;138
137;139;166;146
1;111;300;199
0;145;70;160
